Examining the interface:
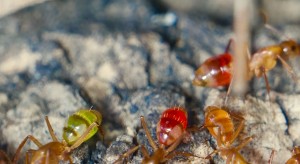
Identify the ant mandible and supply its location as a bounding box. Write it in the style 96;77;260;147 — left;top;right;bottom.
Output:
199;106;253;163
12;109;102;163
115;107;197;163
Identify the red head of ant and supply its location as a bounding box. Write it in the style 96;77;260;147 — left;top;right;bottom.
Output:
115;107;196;164
200;106;253;163
193;40;233;87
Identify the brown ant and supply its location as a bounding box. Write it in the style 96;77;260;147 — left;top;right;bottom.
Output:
199;106;253;163
12;116;99;163
115;107;198;163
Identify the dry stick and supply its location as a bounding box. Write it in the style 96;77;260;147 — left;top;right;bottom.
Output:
231;0;252;99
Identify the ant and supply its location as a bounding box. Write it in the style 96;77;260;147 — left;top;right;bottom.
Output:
63;109;104;145
193;25;300;99
249;39;300;94
12;109;102;163
199;106;253;163
115;107;197;163
193;39;233;88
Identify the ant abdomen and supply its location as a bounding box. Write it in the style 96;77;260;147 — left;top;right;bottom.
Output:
63;109;102;146
156;107;188;146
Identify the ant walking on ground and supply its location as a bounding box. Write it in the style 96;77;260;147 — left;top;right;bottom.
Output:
199;106;253;163
115;107;200;163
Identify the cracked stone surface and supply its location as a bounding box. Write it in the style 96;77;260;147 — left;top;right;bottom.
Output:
0;0;300;164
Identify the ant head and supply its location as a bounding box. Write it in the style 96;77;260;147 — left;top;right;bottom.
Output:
292;146;300;155
280;40;300;58
192;69;208;87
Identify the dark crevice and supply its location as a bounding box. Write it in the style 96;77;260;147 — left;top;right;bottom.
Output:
52;40;72;64
275;97;290;134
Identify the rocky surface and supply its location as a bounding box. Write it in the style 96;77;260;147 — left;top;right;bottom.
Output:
0;0;300;163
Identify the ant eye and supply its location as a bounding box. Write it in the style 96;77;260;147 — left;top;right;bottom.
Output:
291;45;296;51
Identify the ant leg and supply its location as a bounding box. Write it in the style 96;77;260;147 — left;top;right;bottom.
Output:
165;134;184;154
45;116;58;142
277;55;298;82
141;145;150;159
224;74;234;106
235;136;253;151
260;67;271;101
228;117;245;145
98;126;105;143
0;150;10;163
205;149;220;160
13;135;43;163
66;154;73;164
186;124;207;133
224;39;233;53
226;153;234;164
260;10;290;40
114;145;139;164
268;150;275;164
140;116;158;150
70;122;99;150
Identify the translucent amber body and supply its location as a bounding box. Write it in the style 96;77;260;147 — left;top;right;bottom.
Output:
193;53;232;87
156;107;187;146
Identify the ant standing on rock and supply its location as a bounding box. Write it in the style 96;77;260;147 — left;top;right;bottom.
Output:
115;107;199;163
199;106;253;163
12;109;102;163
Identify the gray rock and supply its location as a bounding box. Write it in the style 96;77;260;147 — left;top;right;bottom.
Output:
0;0;299;163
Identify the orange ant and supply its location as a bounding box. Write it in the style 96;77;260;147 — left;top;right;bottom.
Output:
199;106;253;163
12;115;99;163
115;107;198;163
250;13;300;94
249;38;300;94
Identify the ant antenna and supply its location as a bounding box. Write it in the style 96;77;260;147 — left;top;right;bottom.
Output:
260;10;290;40
268;150;275;164
224;39;233;53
